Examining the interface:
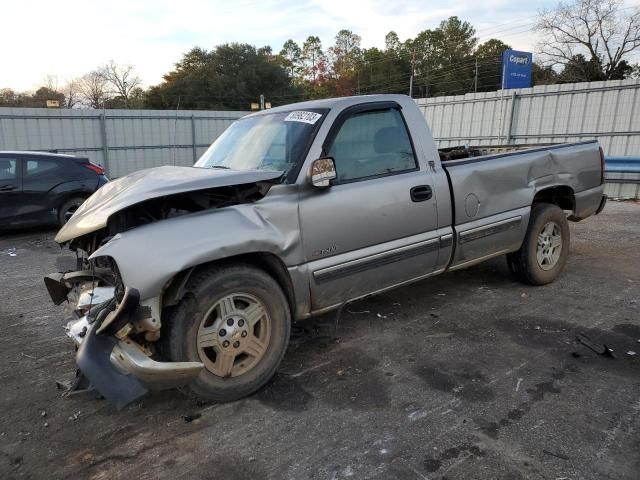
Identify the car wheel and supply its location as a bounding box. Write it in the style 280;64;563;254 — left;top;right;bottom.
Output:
507;203;570;285
58;197;85;225
163;263;291;402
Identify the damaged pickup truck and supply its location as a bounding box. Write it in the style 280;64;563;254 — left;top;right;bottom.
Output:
45;94;607;408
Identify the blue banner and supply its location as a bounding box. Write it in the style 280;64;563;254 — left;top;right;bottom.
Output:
502;50;532;89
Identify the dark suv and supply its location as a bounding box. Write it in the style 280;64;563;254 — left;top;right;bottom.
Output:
0;151;109;229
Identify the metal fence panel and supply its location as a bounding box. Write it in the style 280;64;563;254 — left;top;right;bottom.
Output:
0;107;246;178
417;78;640;198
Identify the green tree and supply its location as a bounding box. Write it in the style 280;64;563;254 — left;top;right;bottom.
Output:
409;16;478;96
475;38;511;91
145;43;297;110
532;62;560;85
302;36;325;83
278;39;303;80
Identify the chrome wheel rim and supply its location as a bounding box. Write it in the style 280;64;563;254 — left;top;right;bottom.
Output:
197;293;271;378
536;221;562;271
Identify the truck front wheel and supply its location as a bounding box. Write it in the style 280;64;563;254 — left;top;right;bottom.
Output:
507;203;570;285
164;264;291;402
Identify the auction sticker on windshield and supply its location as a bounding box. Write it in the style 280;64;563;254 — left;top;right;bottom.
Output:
284;111;323;124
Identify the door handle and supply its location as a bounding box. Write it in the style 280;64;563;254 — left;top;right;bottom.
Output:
410;185;432;202
0;184;17;192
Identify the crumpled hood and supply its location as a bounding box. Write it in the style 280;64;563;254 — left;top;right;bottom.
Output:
55;165;283;243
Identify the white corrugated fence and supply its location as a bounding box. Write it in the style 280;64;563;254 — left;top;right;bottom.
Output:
0;108;246;178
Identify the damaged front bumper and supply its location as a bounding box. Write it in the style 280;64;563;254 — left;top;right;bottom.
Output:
48;273;204;409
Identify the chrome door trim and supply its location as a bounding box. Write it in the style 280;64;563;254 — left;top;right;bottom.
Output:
458;215;522;244
313;237;440;284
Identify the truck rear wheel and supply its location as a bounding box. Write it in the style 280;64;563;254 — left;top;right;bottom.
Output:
507;203;570;285
164;264;291;402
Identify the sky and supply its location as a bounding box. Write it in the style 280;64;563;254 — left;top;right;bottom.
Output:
1;0;639;92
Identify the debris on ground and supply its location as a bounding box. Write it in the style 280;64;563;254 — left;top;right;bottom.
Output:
183;413;202;423
5;248;17;257
576;333;616;358
515;378;523;392
521;293;528;298
68;411;81;421
348;309;370;314
40;411;46;418
429;313;440;318
543;449;570;460
627;351;637;357
376;313;387;319
425;332;454;339
43;422;49;428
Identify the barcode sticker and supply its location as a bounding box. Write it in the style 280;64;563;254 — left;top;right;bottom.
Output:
284;111;322;124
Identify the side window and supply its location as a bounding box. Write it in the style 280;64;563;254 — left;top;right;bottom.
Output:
327;108;417;183
25;158;61;177
0;158;18;181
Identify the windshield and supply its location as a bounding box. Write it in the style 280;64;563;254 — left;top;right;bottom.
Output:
194;110;325;180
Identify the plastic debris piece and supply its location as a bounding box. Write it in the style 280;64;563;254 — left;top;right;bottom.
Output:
627;351;637;357
183;413;202;423
576;333;616;358
543;449;569;460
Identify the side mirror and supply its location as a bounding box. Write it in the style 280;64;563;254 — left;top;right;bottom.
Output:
310;157;337;188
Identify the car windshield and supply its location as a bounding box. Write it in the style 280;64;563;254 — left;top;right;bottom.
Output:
194;110;325;180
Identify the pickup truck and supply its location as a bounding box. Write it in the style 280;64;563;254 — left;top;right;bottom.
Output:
44;94;607;408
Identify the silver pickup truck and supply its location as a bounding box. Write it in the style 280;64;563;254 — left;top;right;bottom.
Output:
44;94;607;408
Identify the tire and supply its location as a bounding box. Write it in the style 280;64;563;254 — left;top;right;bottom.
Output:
507;203;570;285
58;197;85;225
163;263;291;402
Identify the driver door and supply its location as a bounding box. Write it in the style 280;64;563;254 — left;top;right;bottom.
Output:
299;103;441;311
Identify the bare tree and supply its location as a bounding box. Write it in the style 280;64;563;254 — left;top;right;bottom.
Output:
536;0;640;81
78;71;110;109
99;60;142;108
43;74;60;92
62;78;81;108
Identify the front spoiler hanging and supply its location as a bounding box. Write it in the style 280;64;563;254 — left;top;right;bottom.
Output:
76;321;148;410
48;272;205;409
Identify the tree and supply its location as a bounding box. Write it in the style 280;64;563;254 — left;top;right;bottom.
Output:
145;43;298;110
62;79;81;108
385;31;402;54
533;62;560;84
99;60;142;108
475;39;511;91
302;36;325;83
78;71;111;109
409;16;478;96
536;0;640;81
279;39;303;80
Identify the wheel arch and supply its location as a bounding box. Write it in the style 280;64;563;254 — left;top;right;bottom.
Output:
163;252;298;320
532;185;575;211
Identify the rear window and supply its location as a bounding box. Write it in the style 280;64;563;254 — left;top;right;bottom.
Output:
0;158;17;180
25;158;62;177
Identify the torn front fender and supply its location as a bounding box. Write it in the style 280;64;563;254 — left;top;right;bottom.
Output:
88;184;303;301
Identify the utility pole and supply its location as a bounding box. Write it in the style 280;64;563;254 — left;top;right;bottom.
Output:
260;94;265;110
409;48;416;97
474;57;478;93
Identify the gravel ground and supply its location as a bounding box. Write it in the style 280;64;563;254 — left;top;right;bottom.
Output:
0;201;639;480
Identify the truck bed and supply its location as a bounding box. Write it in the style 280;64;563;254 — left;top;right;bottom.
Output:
438;140;604;270
439;143;560;162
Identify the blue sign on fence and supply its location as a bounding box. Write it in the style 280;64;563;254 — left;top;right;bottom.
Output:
502;49;532;89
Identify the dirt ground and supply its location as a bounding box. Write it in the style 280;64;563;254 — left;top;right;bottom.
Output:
0;201;639;480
